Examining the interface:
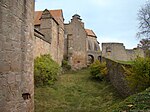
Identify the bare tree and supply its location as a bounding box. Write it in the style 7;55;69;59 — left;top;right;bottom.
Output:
138;38;150;57
137;1;150;38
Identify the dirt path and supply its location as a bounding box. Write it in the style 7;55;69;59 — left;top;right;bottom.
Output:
35;69;123;112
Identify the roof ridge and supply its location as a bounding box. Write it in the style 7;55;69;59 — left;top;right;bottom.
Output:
85;29;97;37
34;9;64;25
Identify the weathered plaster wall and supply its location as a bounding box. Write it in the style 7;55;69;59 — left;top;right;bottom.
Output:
87;35;101;64
65;15;87;69
0;0;34;111
49;19;59;63
102;43;127;61
57;25;65;66
126;48;145;60
102;43;145;61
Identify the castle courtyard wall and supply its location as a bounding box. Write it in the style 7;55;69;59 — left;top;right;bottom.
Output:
34;29;51;59
126;48;145;60
102;43;145;61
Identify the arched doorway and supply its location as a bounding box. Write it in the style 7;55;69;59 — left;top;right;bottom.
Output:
88;55;94;65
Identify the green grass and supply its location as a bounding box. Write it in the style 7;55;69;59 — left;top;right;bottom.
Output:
106;87;150;112
35;68;150;111
116;60;133;65
35;68;123;112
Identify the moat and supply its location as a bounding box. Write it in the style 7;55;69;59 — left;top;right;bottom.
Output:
35;69;123;112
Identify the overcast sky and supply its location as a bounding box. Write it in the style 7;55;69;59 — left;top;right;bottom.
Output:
35;0;148;49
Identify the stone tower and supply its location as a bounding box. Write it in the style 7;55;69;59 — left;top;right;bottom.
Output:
0;0;34;111
65;14;87;69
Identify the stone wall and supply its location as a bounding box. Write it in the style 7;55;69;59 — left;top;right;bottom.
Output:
57;25;65;66
126;48;145;60
102;43;145;61
34;29;51;59
103;58;134;97
0;0;34;111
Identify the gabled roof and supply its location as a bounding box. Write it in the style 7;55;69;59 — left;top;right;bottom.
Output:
85;29;97;38
34;11;42;25
50;9;63;19
34;9;63;25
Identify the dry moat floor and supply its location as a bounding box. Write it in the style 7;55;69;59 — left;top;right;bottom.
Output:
35;69;124;112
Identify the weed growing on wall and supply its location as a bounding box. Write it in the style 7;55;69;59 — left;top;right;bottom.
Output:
89;60;108;80
123;57;150;92
34;54;61;87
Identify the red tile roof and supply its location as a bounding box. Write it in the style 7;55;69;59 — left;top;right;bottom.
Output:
34;9;63;25
85;29;97;37
34;11;42;25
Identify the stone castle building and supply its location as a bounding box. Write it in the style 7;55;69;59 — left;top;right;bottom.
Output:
0;1;146;111
34;10;101;69
64;14;87;69
34;9;144;68
34;9;64;65
102;43;145;61
64;14;100;69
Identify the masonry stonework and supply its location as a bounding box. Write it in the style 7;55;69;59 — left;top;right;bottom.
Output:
34;9;64;65
34;11;101;69
103;58;134;97
34;29;51;59
86;29;101;65
102;43;145;61
65;14;87;69
0;0;34;111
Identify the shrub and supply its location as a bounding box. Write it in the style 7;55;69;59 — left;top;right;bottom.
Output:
89;60;108;80
34;54;60;87
62;59;71;71
123;57;150;92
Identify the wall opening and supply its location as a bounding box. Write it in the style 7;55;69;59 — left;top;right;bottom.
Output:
87;55;94;65
22;93;31;100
